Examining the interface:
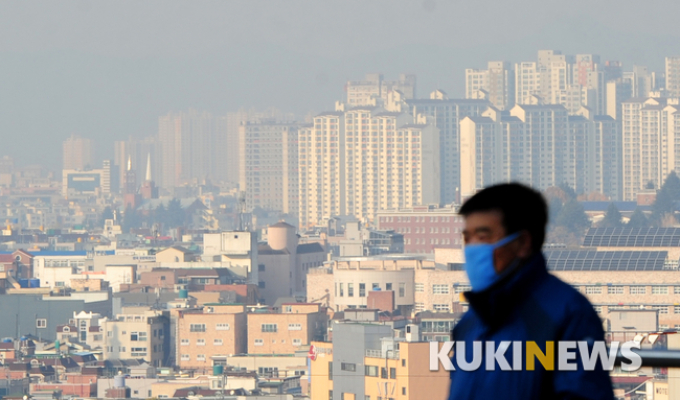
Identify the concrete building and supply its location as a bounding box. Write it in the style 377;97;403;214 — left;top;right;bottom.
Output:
176;304;247;371
61;168;110;197
62;134;94;171
621;97;680;200
203;231;259;285
239;121;299;214
377;204;464;254
465;61;515;110
346;74;416;106
103;311;169;367
310;324;449;400
605;79;633;121
246;303;327;355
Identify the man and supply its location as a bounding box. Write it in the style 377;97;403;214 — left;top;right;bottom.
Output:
448;183;614;399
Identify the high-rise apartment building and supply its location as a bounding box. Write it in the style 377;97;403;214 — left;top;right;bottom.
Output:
239;120;299;214
298;106;440;228
346;74;416;106
387;91;488;204
605;79;633;121
62;134;94;171
666;57;680;98
465;61;515;110
621;97;680;200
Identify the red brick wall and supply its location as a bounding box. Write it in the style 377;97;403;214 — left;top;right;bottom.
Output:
367;290;394;312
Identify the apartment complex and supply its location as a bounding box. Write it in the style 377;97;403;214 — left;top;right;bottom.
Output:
346;74;417;106
460;104;619;198
62;134;94;171
298;107;440;228
176;304;247;371
386;91;489;204
376;204;464;254
621;97;680;200
666;57;680;98
465;61;515;110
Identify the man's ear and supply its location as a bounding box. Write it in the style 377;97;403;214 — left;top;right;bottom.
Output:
517;231;533;259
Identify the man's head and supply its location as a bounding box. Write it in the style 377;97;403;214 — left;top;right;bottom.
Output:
459;183;548;274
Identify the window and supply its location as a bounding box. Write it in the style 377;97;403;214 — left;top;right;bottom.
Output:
675;286;680;294
365;365;378;377
401;359;406;367
190;324;206;332
608;286;624;294
348;283;354;297
652;286;668;295
107;331;113;337
434;304;450;312
292;338;302;346
36;319;47;328
339;283;344;297
214;339;223;346
359;283;366;297
372;283;380;290
181;339;189;346
131;347;147;357
130;332;147;341
254;339;264;346
259;264;265;272
341;363;356;372
329;391;333;400
197;354;206;361
399;283;405;297
630;286;646;295
197;339;205;346
216;323;230;331
329;362;333;380
288;323;302;331
386;283;393;291
262;324;278;333
432;284;449;294
415;283;424;292
585;286;602;295
415;303;425;312
259;281;266;289
181;354;190;361
402;388;406;395
454;285;471;293
381;367;388;379
652;306;669;314
390;368;396;379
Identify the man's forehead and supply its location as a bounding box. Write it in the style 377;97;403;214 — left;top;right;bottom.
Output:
465;210;503;229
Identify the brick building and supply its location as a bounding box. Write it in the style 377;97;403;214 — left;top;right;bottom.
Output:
247;303;327;355
377;204;464;254
176;304;247;371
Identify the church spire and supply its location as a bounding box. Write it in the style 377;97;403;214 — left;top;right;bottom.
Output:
145;153;152;181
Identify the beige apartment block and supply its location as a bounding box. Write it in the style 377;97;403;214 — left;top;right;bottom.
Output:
465;61;515;110
104;312;167;367
176;304;247;371
62;134;94;171
239;120;299;214
247;304;327;355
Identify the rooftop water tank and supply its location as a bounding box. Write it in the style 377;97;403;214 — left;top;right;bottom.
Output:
179;289;188;299
213;365;224;376
114;372;126;388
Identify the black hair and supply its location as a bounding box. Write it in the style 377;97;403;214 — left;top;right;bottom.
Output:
459;183;548;253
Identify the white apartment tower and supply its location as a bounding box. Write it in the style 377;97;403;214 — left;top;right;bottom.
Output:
298;107;440;228
666;57;680;98
621;97;680;200
465;61;515;110
346;74;416;106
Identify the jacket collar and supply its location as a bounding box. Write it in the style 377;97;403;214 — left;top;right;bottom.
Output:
464;252;549;330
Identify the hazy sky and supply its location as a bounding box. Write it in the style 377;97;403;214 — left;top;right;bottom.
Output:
1;0;680;169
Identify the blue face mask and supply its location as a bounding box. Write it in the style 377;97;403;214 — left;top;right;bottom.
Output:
464;232;520;292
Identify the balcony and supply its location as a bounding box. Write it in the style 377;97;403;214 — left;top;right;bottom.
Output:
365;349;399;359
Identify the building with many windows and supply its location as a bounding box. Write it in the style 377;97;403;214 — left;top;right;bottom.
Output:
103;311;168;367
465;61;515;110
246;303;327;355
345;74;416;106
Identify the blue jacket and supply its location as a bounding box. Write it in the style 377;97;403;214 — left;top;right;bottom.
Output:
448;253;614;400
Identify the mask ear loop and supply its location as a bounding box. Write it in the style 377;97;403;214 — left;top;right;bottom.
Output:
493;233;523;281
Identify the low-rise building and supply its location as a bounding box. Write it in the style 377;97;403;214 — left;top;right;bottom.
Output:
247;303;327;355
103;311;169;367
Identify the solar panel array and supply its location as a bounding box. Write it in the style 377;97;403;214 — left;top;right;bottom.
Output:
583;228;680;247
545;250;669;271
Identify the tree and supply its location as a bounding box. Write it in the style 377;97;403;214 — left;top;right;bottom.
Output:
167;198;185;228
100;206;114;226
558;182;577;200
555;199;591;234
627;208;649;228
121;205;141;233
646;181;655;190
650;171;680;225
600;203;622;228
